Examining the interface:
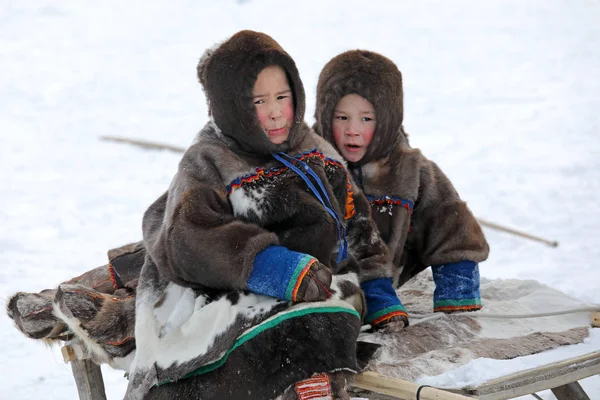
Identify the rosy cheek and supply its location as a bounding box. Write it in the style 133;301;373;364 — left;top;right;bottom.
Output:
362;128;376;147
332;124;345;150
255;108;269;130
282;102;294;125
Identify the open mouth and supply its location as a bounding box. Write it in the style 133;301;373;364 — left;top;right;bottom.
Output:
344;144;362;152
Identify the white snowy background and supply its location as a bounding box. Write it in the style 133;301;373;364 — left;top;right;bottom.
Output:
1;0;599;398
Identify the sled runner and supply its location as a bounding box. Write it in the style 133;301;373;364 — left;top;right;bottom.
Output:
59;343;600;399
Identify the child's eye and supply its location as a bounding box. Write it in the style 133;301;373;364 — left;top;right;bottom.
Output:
335;115;347;121
362;117;373;122
254;99;264;105
277;95;289;100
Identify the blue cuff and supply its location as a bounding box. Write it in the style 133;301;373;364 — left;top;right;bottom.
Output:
361;278;407;325
247;245;316;301
432;261;482;312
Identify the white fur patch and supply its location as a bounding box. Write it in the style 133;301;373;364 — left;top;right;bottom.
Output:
330;273;360;300
52;295;112;365
154;292;280;368
229;186;267;220
154;283;198;337
131;279;282;374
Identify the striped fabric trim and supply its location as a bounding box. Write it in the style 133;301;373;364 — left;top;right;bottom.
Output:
287;256;318;302
226;149;344;194
344;176;355;220
366;195;414;214
157;305;361;385
295;373;332;400
434;298;482;313
365;305;408;326
108;263;121;291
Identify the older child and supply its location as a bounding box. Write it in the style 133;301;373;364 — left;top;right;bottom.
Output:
314;50;490;318
127;33;413;399
9;33;405;400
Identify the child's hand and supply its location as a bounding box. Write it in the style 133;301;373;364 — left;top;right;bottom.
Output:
295;261;332;302
372;315;408;334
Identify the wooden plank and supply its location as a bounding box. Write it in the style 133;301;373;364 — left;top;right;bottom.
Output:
62;343;90;363
459;351;600;400
70;359;107;400
353;371;475;399
551;381;590;400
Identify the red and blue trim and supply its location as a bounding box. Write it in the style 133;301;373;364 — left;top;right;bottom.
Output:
226;149;344;194
248;246;318;302
361;277;408;326
366;195;414;215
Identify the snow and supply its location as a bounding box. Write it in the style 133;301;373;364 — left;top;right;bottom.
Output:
1;0;599;399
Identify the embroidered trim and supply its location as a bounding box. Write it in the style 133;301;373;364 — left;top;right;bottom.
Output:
226;149;343;194
295;373;332;400
108;263;120;291
433;298;483;313
366;305;409;326
434;304;483;313
287;256;318;302
344;176;355;220
371;310;409;326
366;195;414;214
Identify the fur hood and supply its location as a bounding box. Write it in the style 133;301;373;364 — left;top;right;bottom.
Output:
197;30;307;156
314;50;409;165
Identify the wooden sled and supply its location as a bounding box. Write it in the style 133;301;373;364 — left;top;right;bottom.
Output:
61;346;600;400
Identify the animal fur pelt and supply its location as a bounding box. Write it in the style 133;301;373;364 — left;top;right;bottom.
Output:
360;270;591;383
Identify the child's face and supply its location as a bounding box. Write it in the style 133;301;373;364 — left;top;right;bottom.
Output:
252;65;295;145
332;94;376;163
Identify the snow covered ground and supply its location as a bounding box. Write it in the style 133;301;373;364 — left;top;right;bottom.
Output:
1;0;599;398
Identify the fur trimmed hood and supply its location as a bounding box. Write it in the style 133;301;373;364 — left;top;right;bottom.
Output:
197;30;307;156
314;50;408;165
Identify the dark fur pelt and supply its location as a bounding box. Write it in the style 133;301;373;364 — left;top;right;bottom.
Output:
6;245;141;368
314;50;489;286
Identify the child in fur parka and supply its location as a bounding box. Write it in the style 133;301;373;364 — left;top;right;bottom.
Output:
128;33;410;399
5;32;407;400
314;50;490;319
8;36;409;400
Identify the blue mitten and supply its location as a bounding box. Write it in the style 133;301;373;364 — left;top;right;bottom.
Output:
247;245;321;302
432;260;482;313
361;278;408;329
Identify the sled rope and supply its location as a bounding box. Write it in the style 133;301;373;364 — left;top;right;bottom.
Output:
411;304;600;326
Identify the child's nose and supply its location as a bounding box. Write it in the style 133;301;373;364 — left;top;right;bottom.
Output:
269;105;283;120
345;125;360;136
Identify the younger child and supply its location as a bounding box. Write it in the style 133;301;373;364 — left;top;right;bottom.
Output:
314;50;490;316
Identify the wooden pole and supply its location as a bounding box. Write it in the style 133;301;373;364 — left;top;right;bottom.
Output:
62;344;107;400
477;218;559;248
70;359;108;400
353;371;473;400
99;135;186;153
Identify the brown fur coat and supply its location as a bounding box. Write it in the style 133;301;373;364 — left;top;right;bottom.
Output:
314;50;489;286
